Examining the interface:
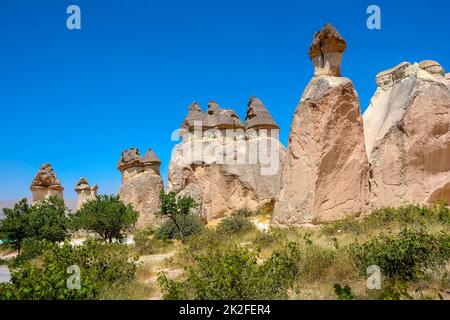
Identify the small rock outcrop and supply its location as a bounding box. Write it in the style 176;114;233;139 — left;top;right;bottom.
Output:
30;163;64;204
167;98;285;222
273;24;370;225
117;148;164;229
363;60;450;207
75;177;98;210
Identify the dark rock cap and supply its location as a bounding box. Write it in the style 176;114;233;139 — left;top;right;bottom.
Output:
203;101;245;129
75;177;91;192
181;102;204;130
143;148;161;165
245;96;279;130
117;148;143;171
308;24;347;60
30;163;64;191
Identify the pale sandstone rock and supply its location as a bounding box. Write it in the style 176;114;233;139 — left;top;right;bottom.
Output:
363;61;450;207
75;177;98;210
30;163;64;204
272;25;369;225
118;148;164;229
167;98;285;222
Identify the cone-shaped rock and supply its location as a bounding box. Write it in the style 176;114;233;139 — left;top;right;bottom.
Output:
30;163;64;204
273;25;369;225
245;96;279;130
363;61;450;207
181;102;204;130
203;101;244;129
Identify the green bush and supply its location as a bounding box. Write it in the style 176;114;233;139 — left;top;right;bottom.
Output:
0;197;70;254
71;195;138;242
0;240;136;300
158;242;301;300
322;204;450;236
350;228;450;281
233;208;256;218
155;214;203;240
217;215;255;235
334;283;355;300
10;239;52;267
133;228;169;255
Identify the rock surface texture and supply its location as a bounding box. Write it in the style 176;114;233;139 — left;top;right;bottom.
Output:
273;24;370;225
363;61;450;207
117;148;164;229
167;99;285;222
75;177;98;210
30;163;64;204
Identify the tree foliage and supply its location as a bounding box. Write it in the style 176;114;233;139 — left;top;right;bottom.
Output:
71;195;138;242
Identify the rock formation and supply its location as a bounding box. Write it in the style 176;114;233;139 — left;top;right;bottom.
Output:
117;148;164;229
363;60;450;207
30;163;64;204
75;177;98;210
272;24;370;225
167;98;285;222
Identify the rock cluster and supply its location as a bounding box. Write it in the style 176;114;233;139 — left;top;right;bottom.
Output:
117;148;164;229
273;24;370;225
30;163;64;204
167;98;285;222
75;177;98;210
363;60;450;207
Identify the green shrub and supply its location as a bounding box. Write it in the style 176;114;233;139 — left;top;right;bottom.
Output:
0;240;136;300
233;208;256;218
155;214;203;240
350;228;450;281
334;283;355;300
158;242;301;300
71;195;138;242
133;229;169;255
217;215;255;235
10;239;52;267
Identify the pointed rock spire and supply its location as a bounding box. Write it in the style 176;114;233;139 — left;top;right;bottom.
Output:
245;96;279;130
308;24;347;77
181;102;204;130
203;101;244;129
143;148;161;165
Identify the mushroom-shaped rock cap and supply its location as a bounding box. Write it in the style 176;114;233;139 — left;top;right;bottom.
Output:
181;102;204;130
419;60;445;77
143;148;161;165
30;163;64;191
75;177;91;192
308;24;347;60
245;96;279;130
117;148;143;171
203;101;244;129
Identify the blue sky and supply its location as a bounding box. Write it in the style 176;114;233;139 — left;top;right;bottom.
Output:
0;0;449;200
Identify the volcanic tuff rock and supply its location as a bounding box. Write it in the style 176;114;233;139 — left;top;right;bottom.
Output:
117;148;164;229
272;24;369;225
30;163;64;204
363;61;450;207
167;98;285;222
75;177;98;210
308;23;347;77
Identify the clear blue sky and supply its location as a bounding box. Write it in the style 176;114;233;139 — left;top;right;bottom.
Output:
0;0;449;200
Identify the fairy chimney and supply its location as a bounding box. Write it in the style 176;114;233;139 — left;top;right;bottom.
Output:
308;24;347;77
30;163;64;204
75;177;98;210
